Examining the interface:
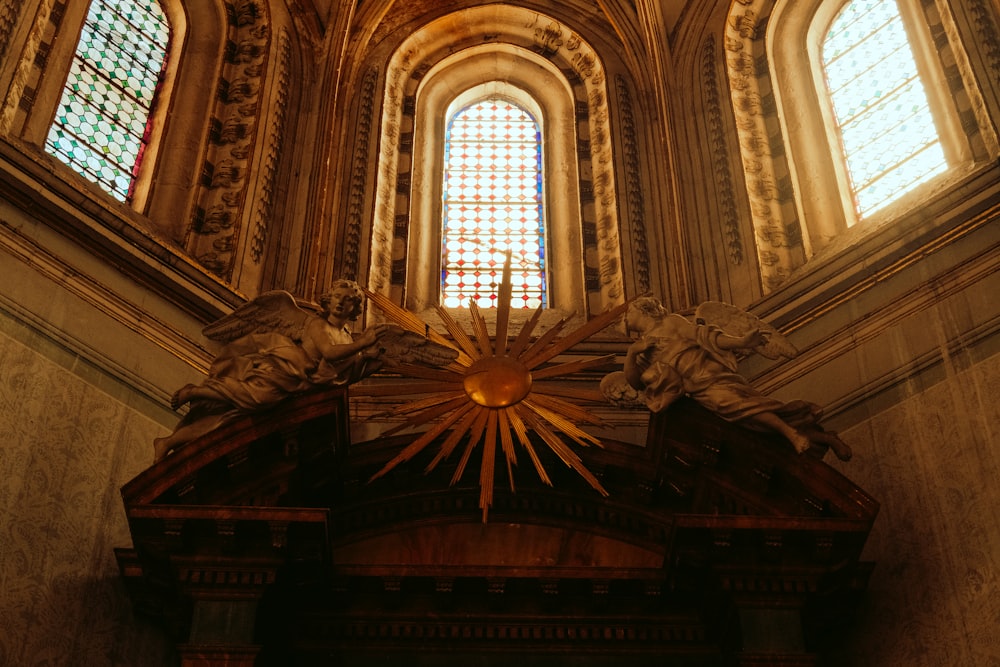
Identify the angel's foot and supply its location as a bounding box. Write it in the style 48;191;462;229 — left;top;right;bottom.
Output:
153;437;173;462
171;384;195;410
815;431;853;461
831;440;853;461
788;431;812;455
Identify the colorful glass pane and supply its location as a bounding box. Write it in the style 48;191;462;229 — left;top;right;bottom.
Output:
44;0;170;202
821;0;947;217
441;99;546;309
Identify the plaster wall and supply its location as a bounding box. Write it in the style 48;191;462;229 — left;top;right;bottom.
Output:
0;322;174;666
829;350;1000;666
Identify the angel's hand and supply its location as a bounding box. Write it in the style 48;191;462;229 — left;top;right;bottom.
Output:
355;325;388;347
627;339;656;371
736;328;769;349
633;337;657;356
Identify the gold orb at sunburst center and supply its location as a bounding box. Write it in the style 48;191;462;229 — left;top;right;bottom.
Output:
463;356;533;407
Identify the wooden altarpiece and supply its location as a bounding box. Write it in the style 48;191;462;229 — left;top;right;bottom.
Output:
116;385;878;666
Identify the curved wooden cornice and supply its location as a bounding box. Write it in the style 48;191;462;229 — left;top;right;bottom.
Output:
117;386;878;664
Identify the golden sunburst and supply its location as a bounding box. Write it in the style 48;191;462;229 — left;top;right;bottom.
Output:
356;255;628;521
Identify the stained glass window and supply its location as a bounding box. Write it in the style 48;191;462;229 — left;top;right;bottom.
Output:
45;0;170;202
821;0;947;218
441;98;546;309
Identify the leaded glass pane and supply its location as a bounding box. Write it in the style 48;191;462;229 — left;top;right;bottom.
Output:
45;0;169;202
821;0;947;217
441;98;546;309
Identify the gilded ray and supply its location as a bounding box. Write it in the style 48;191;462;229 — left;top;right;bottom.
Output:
378;390;468;418
524;392;607;428
519;315;571;367
506;305;544;358
350;381;465;397
370;400;476;480
480;410;499;520
522;398;603;448
434;305;482;362
497;408;518;492
451;407;491;486
427;404;484;471
382;363;465;384
468;299;494;358
364;289;458;351
505;405;551;486
494;252;514;356
530;353;618;381
364;253;627;520
524;302;629;368
378;394;472;438
530;383;606;403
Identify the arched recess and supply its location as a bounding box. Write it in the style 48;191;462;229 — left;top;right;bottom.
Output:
0;0;303;297
725;0;999;292
365;5;633;324
408;47;583;316
0;0;220;232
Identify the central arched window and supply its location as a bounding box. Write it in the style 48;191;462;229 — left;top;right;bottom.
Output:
441;97;546;309
820;0;947;219
44;0;170;202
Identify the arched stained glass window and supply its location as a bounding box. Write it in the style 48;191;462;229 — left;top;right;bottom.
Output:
45;0;170;202
821;0;947;218
441;98;546;309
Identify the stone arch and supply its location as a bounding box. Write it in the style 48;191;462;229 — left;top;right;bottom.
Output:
368;5;626;322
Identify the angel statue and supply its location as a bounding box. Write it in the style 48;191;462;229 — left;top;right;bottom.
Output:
153;279;458;461
603;296;852;461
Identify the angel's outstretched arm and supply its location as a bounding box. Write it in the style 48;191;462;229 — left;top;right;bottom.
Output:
307;320;390;363
716;327;769;351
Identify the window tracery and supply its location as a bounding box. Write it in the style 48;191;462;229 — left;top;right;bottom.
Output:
44;0;169;202
441;97;546;309
820;0;948;218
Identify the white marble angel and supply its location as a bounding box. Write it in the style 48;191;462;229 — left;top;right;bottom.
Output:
153;279;457;460
604;296;852;461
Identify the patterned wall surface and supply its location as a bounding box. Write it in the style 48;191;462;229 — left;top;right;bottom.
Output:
830;351;1000;666
0;329;174;666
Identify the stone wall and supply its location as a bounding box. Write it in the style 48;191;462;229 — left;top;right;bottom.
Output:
828;351;1000;666
0;323;174;666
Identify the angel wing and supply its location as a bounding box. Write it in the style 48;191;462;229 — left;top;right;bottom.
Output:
694;301;798;360
377;326;460;367
202;290;316;344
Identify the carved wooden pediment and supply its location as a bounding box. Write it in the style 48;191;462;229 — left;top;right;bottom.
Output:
117;387;877;666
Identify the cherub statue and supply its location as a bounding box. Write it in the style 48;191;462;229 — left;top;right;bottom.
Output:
153;280;457;461
603;296;852;461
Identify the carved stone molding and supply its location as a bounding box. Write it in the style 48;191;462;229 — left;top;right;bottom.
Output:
920;0;1000;158
701;36;744;267
0;0;22;63
248;27;291;266
341;67;379;282
0;0;55;132
724;2;805;291
966;0;1000;77
187;0;272;280
615;73;652;294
